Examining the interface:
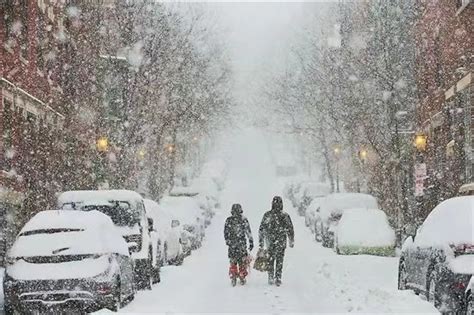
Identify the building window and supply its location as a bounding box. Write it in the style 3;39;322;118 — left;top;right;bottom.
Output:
19;0;29;59
2;98;14;171
434;32;443;88
4;0;15;40
456;0;472;12
36;12;48;71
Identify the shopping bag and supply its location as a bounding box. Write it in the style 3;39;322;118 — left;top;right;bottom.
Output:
253;248;268;272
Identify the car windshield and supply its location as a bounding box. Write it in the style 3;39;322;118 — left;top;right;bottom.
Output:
20;228;84;236
83;202;139;227
18;254;99;264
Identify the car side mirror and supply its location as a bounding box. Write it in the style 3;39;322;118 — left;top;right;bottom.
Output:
171;220;180;228
147;217;154;233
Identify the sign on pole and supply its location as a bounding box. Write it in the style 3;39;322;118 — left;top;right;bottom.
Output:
414;163;427;197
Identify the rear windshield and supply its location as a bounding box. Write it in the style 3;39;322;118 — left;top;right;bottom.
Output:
83;201;140;227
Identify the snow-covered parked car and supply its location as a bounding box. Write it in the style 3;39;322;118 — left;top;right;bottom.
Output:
171;177;220;227
334;208;395;256
144;199;184;266
296;181;331;216
3;210;135;314
398;196;474;313
159;196;205;252
317;193;378;248
57;190;158;289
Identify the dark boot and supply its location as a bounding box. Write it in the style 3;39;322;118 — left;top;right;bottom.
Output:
275;279;281;287
268;273;274;285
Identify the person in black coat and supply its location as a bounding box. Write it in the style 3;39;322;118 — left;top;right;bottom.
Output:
258;196;294;286
224;204;254;285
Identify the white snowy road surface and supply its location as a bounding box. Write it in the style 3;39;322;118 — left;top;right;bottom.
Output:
116;128;437;314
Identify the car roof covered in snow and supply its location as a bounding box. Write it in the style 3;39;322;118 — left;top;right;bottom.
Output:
170;177;219;198
10;210;129;258
20;209;115;233
57;190;144;207
159;195;202;224
415;196;474;248
320;193;378;219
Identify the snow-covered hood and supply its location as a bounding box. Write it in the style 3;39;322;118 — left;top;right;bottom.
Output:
448;255;474;275
9;230;128;258
7;255;113;281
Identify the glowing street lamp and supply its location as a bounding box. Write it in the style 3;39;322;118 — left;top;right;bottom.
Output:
96;136;109;152
137;149;146;160
414;133;427;151
359;149;368;162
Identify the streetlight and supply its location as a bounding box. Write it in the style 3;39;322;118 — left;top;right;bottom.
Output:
137;148;146;160
359;149;368;162
96;136;109;152
414;133;427;151
166;144;175;154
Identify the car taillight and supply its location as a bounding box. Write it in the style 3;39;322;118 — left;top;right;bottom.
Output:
450;244;474;256
451;281;467;290
97;283;112;295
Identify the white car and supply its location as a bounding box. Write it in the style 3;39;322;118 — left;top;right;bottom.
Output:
335;208;395;256
144;199;184;266
316;193;378;248
57;190;158;289
160;196;205;252
398;196;474;312
3;210;135;313
171;176;221;227
297;181;331;216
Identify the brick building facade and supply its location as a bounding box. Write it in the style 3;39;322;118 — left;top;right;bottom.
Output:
414;0;473;218
0;0;70;263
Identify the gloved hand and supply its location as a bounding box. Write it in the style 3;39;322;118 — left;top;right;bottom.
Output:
289;239;294;248
249;240;254;251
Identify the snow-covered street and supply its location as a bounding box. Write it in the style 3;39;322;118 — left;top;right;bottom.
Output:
114;129;438;314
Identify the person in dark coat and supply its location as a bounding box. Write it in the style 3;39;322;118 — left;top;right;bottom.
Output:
224;204;254;285
258;196;294;286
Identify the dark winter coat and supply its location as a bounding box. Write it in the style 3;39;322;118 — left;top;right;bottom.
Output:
224;212;253;260
258;199;294;251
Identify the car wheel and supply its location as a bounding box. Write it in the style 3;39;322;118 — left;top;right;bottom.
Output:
163;243;169;265
427;270;440;308
466;290;473;315
3;300;15;315
108;278;122;312
145;256;153;290
398;261;408;290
